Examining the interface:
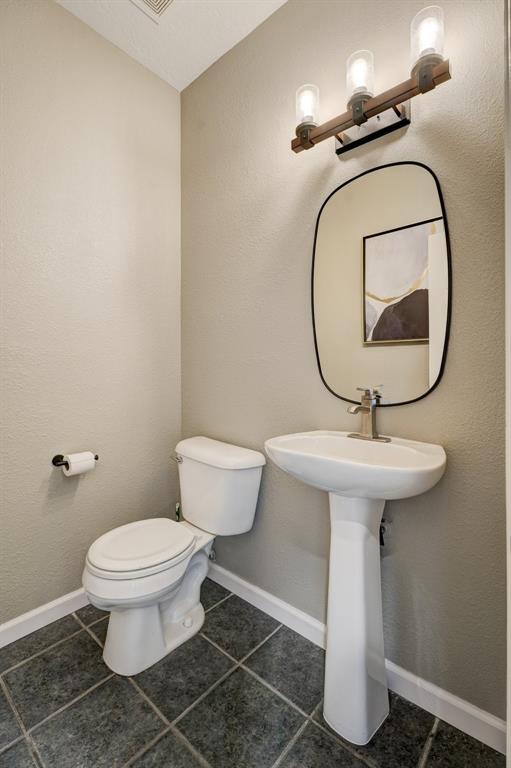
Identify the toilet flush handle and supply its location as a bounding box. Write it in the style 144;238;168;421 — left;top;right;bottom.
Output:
171;454;183;464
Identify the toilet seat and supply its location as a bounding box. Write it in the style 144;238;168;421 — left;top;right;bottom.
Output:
86;518;196;580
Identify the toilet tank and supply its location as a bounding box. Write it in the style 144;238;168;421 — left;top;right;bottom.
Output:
175;436;265;536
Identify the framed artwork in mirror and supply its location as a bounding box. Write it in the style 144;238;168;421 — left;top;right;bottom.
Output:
363;217;445;345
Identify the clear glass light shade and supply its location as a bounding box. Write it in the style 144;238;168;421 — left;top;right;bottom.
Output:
411;6;444;67
296;84;320;127
346;50;374;103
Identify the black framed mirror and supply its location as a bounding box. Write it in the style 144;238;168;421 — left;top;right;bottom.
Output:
312;162;451;406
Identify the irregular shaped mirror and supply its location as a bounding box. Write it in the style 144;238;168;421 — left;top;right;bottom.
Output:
312;162;451;406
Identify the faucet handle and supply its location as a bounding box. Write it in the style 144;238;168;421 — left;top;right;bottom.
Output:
356;386;383;405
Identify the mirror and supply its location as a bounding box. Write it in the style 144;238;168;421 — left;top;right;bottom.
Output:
312;162;451;406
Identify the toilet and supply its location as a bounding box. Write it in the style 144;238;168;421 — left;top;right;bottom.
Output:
82;436;265;676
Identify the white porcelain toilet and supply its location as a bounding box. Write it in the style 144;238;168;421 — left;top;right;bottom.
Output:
82;436;265;676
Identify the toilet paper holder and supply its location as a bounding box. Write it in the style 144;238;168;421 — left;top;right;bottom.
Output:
52;454;99;470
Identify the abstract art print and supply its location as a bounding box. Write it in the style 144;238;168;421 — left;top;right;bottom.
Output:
363;218;444;344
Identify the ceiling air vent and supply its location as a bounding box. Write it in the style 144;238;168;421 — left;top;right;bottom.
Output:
129;0;174;24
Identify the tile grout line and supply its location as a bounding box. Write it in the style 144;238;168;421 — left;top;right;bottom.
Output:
0;610;107;679
204;592;233;613
309;713;380;767
72;610;108;627
27;673;115;735
120;726;172;768
0;676;46;768
189;625;375;768
200;624;364;760
417;717;440;768
200;622;283;667
27;736;47;768
0;675;30;738
169;625;288;729
198;625;374;765
168;635;374;768
298;693;377;767
118;716;214;768
270;719;309;768
199;633;239;663
128;676;170;726
171;664;239;727
0;734;24;757
73;611;109;632
85;624;105;648
1;612;113;757
240;665;310;719
0;625;85;677
122;622;317;766
282;696;375;768
169;724;215;768
86;615;109;628
73;613;105;650
238;624;283;664
306;701;442;768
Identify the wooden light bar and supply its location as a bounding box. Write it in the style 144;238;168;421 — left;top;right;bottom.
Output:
291;59;451;153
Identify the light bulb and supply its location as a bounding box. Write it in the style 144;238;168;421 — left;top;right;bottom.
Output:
418;16;440;55
411;6;444;70
346;50;374;105
296;84;319;127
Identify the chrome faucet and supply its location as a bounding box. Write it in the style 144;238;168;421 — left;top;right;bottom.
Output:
347;387;390;443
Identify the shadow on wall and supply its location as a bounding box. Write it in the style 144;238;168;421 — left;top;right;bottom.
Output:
382;470;460;685
43;469;81;509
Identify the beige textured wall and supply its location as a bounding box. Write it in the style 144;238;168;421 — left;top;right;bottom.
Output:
0;1;181;622
182;0;506;717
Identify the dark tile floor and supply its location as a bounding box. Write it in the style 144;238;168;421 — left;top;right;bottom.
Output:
0;579;505;768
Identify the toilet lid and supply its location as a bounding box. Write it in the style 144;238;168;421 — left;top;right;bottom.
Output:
87;518;195;573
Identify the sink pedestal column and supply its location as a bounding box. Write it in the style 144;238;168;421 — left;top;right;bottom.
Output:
323;494;389;745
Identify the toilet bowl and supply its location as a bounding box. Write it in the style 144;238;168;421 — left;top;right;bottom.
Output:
82;436;265;676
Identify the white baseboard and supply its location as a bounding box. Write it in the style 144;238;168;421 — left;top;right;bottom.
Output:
208;563;507;755
0;588;88;649
385;660;507;755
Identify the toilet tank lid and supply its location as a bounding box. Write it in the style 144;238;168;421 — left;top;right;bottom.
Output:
175;436;266;470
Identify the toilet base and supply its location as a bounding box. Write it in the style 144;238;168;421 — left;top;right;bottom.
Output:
101;548;210;676
103;602;205;676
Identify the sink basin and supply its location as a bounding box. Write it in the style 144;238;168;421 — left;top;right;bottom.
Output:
264;430;446;499
264;430;446;746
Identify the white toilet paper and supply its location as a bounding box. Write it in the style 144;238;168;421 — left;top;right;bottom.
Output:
63;451;96;477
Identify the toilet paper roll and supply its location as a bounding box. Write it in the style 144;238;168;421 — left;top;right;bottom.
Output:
62;451;96;477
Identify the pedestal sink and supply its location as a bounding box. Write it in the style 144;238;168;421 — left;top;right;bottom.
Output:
264;431;446;745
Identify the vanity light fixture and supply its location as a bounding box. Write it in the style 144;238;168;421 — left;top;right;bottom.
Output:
292;5;450;157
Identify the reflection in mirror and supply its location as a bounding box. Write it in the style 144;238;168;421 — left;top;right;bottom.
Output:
312;163;450;406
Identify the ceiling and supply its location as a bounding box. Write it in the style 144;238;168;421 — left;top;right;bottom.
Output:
57;0;288;91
